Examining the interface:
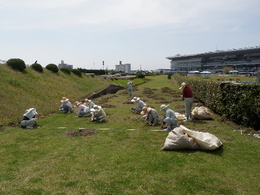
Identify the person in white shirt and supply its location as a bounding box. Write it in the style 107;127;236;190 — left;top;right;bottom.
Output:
131;97;147;113
20;108;38;129
160;104;178;131
90;105;106;122
127;80;134;97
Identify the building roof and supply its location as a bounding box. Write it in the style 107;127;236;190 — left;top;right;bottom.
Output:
166;47;260;60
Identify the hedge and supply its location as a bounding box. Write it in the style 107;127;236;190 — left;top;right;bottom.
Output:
174;75;260;130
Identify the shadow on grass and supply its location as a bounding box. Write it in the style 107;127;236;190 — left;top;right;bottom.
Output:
162;145;224;156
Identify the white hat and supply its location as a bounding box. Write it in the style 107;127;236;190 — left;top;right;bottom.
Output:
131;97;140;102
85;99;91;102
61;97;69;103
91;105;101;112
141;107;151;115
23;108;37;119
179;82;186;89
160;104;169;110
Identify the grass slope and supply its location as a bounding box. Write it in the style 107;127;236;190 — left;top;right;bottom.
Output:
0;65;111;126
0;73;259;194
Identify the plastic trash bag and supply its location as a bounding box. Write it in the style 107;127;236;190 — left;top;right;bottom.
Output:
162;125;222;150
161;126;199;150
192;106;213;120
181;125;222;150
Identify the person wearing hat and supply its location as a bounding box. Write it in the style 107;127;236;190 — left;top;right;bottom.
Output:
127;79;134;97
84;99;96;116
60;97;73;114
90;105;106;122
141;107;159;126
160;104;178;131
75;101;90;117
85;99;95;109
20;108;38;129
130;97;147;113
179;82;193;121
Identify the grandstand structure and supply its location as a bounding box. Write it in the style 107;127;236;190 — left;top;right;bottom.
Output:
166;46;260;74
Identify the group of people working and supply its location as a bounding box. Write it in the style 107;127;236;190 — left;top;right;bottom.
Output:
59;97;106;122
20;81;193;131
130;96;178;131
130;82;193;131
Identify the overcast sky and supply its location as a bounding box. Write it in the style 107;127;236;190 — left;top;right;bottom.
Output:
1;0;260;70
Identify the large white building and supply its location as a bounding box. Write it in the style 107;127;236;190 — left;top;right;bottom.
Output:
167;47;260;73
58;60;73;69
115;61;131;73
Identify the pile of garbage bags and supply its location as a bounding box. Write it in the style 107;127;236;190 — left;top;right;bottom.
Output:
162;125;222;150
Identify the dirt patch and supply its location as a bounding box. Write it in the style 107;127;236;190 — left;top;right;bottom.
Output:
123;101;134;104
87;84;124;99
173;105;185;113
38;113;56;119
161;87;180;98
142;87;157;95
94;95;118;105
118;90;128;95
65;128;98;137
101;104;116;108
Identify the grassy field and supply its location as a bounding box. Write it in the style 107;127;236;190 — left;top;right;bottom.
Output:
0;73;259;194
0;65;147;126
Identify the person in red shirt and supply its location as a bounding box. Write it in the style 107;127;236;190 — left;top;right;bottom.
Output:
179;82;193;121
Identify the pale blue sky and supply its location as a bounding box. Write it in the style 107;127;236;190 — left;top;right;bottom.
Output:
1;0;260;70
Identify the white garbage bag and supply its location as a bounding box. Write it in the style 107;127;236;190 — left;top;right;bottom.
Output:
181;125;222;150
192;106;213;120
161;126;199;150
162;125;222;151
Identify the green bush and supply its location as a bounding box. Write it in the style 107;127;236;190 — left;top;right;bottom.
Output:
136;73;145;78
46;64;58;73
6;58;26;72
71;69;82;77
31;63;43;73
174;75;260;130
60;67;71;74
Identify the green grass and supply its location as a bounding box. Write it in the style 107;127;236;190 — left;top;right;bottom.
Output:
0;74;259;194
0;65;113;126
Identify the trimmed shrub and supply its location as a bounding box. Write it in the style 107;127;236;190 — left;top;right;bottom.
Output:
60;67;71;74
46;64;58;73
31;63;43;73
6;58;26;72
174;74;260;130
136;73;145;78
71;69;82;77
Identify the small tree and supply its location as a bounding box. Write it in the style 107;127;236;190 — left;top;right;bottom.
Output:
31;63;43;73
46;64;59;73
136;73;145;78
7;58;26;72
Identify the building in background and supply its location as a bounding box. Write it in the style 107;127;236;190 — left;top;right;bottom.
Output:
58;60;73;69
167;47;260;73
115;61;131;73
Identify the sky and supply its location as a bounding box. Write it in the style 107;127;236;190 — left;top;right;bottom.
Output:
1;0;260;71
